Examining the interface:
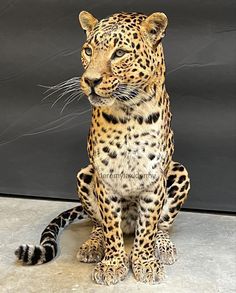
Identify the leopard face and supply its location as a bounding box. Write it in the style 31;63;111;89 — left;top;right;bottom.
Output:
79;11;168;106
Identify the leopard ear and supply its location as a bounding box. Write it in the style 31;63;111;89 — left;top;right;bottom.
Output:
78;11;98;36
141;12;168;47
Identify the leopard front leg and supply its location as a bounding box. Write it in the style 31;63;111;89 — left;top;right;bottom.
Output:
131;176;166;284
92;177;129;285
76;165;104;263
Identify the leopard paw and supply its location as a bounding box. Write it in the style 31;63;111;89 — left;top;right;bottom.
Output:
92;257;129;285
156;232;177;265
132;257;165;284
77;239;104;263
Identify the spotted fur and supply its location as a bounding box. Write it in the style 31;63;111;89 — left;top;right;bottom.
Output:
15;11;190;285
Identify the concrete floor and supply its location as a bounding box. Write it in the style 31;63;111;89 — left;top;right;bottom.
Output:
0;197;235;293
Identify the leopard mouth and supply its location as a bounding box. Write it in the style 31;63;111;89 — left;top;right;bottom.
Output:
88;93;115;106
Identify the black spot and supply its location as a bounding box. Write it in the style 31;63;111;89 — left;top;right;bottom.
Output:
140;206;145;212
70;212;78;221
60;218;66;227
145;112;160;124
168;185;179;197
53;218;61;227
102;112;118;124
148;154;155;160
148;208;155;213
178;175;186;184
109;151;117;159
180;181;190;192
173;166;184;172
81;186;89;194
105;198;110;205
143;243;149;249
63;212;70;219
179;193;186;200
169;207;175;213
112;211;118;218
83;174;92;184
167;175;176;188
164;214;170;221
136;116;143;124
111;196;118;202
102;146;109;153
176;202;182;210
114;38;119;46
139;239;144;245
154;199;160;205
110;235;115;242
143;197;153;204
101;159;109;166
120;118;127;124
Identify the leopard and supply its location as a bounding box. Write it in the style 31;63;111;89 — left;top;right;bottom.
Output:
15;10;190;285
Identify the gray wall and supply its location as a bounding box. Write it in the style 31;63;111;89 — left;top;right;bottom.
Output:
0;0;235;212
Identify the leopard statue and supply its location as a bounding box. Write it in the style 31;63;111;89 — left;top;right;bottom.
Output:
15;11;190;285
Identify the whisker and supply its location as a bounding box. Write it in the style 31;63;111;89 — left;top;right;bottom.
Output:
60;92;85;114
37;77;83;111
40;77;81;100
39;77;80;90
64;90;82;103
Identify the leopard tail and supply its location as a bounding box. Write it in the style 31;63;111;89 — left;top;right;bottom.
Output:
15;203;87;265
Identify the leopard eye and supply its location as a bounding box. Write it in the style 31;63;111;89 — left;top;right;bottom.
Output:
112;49;126;59
84;47;92;56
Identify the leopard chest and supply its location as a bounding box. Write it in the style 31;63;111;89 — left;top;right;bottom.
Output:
91;121;167;195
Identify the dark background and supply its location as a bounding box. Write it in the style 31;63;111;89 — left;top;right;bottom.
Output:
0;0;235;212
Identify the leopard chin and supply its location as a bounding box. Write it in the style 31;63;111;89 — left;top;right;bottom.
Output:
88;94;116;107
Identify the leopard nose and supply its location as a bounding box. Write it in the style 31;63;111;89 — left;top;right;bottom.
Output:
84;77;102;88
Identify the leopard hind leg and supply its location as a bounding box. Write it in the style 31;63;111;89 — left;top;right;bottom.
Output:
77;225;104;263
156;161;190;265
76;164;104;263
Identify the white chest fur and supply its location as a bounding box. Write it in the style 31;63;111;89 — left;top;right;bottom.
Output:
93;121;166;196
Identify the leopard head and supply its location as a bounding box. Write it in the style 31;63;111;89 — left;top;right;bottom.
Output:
79;11;168;107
